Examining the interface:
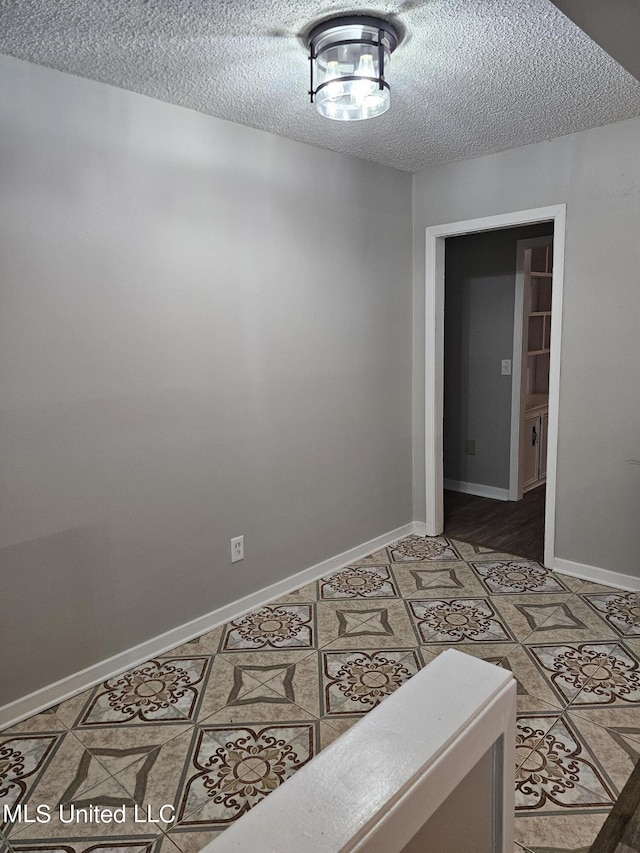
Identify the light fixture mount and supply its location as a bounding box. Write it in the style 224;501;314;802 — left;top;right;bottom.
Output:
307;14;399;121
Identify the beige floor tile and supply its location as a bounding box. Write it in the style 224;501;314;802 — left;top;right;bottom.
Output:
567;710;640;794
579;590;640;638
320;648;421;717
469;559;570;596
187;654;276;723
268;580;318;606
199;649;321;721
109;726;198;827
408;597;514;645
10;534;635;853
503;644;567;713
522;595;618;644
492;593;574;642
0;707;67;735
351;546;392;565
619;638;640;656
165;827;226;853
317;599;418;650
158;627;223;658
551;572;585;592
416;645;439;668
449;539;522;562
515;712;563;772
220;604;316;651
568;704;640;744
243;650;321;717
8;730;111;812
391;561;486;599
11;833;164;851
175;723;315;829
516;694;564;717
514;812;608;852
155;833;186;853
71;723;192;779
194;626;224;653
567;641;640;708
317;564;399;600
524;641;619;708
8;733;147;840
424;642;517;666
200;695;318;726
55;690;96;729
317;715;364;750
577;581;627;595
56;659;210;730
388;535;462;562
0;730;64;835
517;714;617;811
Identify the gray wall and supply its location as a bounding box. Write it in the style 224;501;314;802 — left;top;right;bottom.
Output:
413;116;640;576
444;225;552;491
550;0;640;82
0;55;413;706
402;745;495;853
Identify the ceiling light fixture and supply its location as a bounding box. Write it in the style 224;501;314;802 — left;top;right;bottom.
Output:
307;15;399;121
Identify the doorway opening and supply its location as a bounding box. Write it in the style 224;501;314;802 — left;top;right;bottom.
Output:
441;226;553;562
424;206;566;569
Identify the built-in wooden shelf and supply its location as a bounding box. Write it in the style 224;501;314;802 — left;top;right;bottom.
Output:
521;240;553;494
525;393;549;412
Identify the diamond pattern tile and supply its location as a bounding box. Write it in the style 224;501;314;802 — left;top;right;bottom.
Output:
515;714;616;810
2;534;637;853
471;560;569;595
408;597;513;643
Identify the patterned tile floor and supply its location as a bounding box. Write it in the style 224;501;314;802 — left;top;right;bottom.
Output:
3;535;640;853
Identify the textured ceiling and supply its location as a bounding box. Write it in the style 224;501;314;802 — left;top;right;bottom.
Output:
1;0;640;172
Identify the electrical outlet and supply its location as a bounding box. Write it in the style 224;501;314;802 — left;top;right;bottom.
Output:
466;439;477;456
231;535;244;563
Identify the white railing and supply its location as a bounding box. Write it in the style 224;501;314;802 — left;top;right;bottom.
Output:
209;649;516;853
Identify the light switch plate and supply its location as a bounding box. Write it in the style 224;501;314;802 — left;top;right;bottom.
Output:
501;359;511;375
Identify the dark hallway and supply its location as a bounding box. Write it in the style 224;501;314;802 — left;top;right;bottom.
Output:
443;485;545;562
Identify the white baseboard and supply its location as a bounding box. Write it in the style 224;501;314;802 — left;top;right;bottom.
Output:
553;557;640;592
0;521;417;731
443;479;511;502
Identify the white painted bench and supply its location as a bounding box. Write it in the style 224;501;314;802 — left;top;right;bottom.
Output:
209;649;516;852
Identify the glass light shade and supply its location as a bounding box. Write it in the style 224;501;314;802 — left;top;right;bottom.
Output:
309;19;396;121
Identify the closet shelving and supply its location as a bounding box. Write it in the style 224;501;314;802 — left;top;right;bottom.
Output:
522;243;552;492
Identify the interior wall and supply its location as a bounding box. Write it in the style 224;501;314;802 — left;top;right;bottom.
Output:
413;115;640;578
549;0;640;82
0;54;413;706
444;224;552;492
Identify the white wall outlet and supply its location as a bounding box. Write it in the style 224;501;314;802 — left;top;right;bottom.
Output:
230;535;244;563
501;359;511;375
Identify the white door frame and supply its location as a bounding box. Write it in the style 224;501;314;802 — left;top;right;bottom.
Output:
425;205;566;568
510;235;554;501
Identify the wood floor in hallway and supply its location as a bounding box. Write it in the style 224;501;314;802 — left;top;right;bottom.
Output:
443;485;546;562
